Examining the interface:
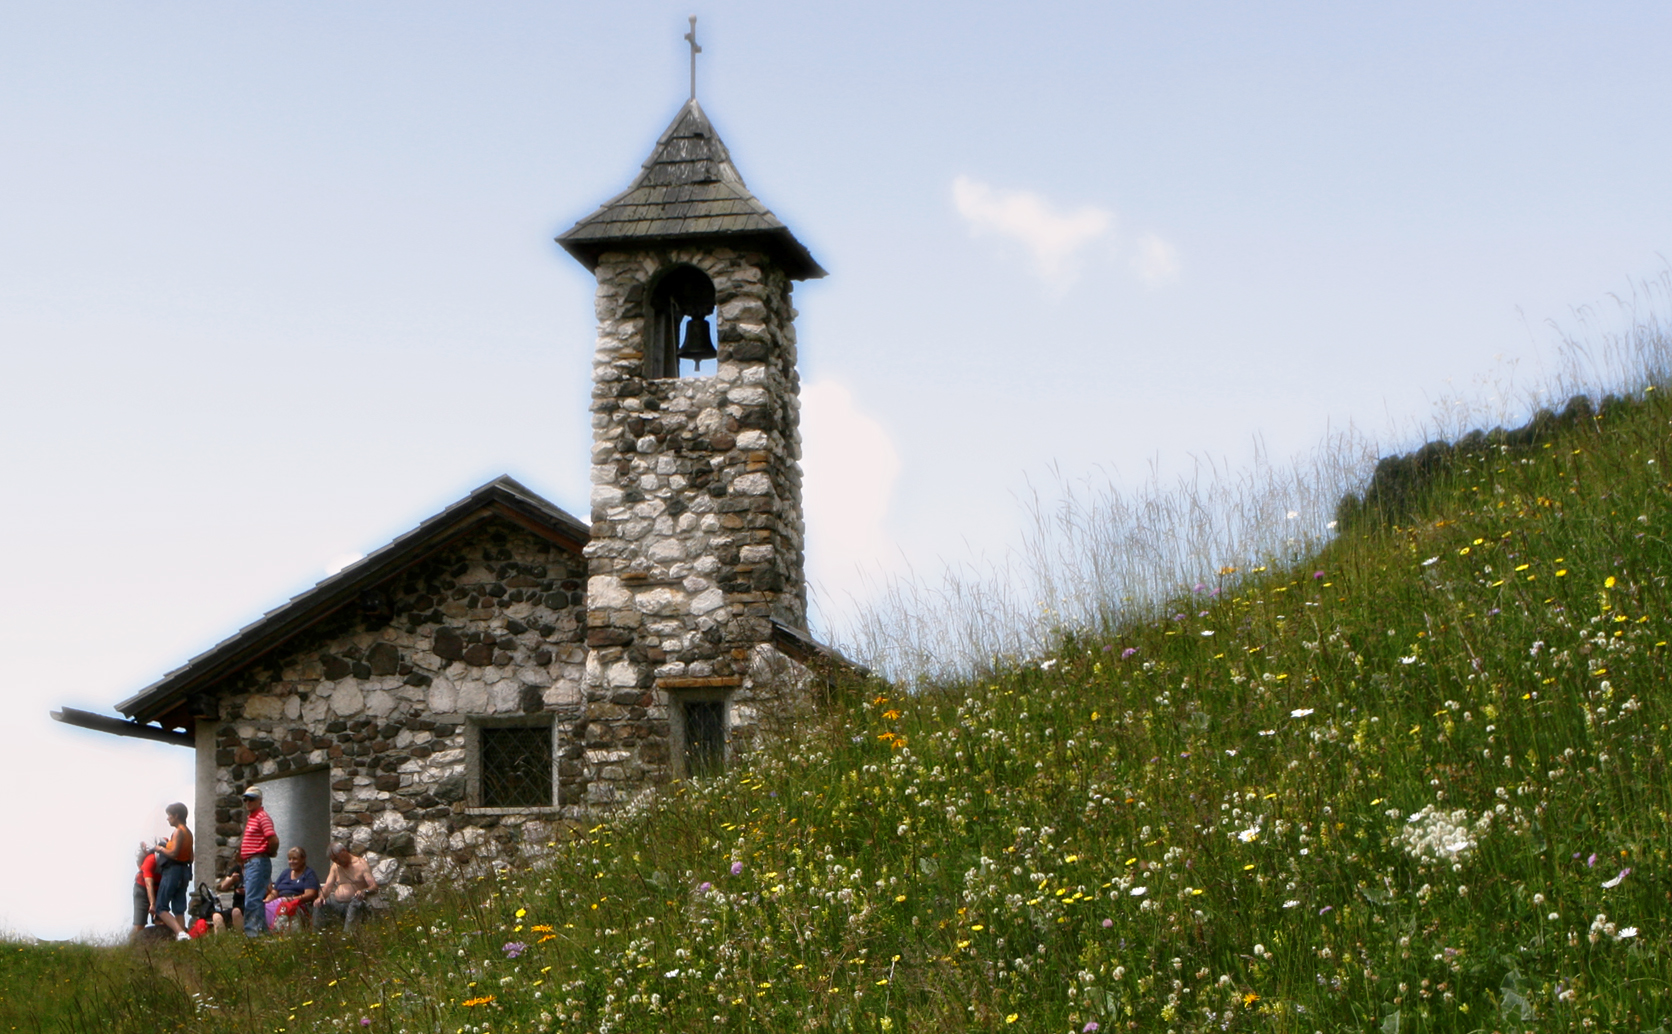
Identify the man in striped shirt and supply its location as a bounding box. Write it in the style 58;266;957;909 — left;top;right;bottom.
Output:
239;786;279;936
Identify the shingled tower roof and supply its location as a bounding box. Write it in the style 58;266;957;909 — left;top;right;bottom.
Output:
557;99;825;280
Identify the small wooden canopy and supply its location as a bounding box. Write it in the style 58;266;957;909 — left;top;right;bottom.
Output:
557;99;825;280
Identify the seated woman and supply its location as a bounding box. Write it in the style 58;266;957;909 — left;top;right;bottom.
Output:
263;847;320;932
210;868;245;935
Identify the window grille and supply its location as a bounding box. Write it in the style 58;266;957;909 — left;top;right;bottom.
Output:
480;726;552;808
684;700;725;777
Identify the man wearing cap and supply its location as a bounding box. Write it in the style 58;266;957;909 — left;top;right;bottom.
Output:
238;786;279;936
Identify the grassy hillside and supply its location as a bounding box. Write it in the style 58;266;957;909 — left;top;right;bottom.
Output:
7;387;1672;1034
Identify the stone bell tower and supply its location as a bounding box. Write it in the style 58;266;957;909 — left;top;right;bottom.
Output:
556;94;825;803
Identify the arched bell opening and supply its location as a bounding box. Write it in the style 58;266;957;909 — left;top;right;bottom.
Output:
646;264;718;378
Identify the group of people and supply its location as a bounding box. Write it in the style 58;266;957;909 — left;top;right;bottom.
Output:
132;785;378;940
131;802;196;940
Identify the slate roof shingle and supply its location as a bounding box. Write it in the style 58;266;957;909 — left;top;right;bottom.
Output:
113;476;588;726
558;99;825;280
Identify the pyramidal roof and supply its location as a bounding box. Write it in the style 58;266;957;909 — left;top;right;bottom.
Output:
558;99;825;280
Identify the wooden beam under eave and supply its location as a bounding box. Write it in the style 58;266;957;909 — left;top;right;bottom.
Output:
51;707;193;747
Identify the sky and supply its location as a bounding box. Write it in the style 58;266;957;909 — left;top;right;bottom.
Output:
2;1;1670;940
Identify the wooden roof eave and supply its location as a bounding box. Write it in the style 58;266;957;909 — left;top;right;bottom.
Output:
557;227;827;281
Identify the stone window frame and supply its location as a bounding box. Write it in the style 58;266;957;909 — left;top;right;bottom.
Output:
644;263;719;380
463;714;560;816
668;688;730;780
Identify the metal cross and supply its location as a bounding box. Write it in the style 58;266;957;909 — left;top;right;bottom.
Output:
684;16;702;100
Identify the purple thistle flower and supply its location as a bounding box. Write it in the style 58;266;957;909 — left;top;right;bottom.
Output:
503;941;527;958
731;861;744;876
360;1019;371;1027
697;881;712;894
1318;905;1333;915
1120;647;1137;659
1084;1024;1100;1033
1101;918;1113;928
1587;853;1598;868
1193;582;1208;593
1313;570;1325;580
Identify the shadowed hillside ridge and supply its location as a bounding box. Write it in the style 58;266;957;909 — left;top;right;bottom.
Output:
5;381;1672;1033
1334;392;1639;531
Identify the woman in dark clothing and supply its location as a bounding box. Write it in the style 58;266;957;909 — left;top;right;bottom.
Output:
264;846;320;931
210;868;245;934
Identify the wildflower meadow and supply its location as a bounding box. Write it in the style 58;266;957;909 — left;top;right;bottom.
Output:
8;381;1672;1031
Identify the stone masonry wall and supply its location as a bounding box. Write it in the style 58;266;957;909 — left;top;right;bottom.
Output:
206;519;588;898
582;245;810;804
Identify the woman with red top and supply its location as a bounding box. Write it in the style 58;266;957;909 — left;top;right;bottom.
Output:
131;841;159;939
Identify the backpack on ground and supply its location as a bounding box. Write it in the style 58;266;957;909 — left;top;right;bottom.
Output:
187;882;218;923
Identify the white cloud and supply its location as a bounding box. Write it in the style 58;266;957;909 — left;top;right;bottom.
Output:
952;175;1112;284
799;380;901;607
1132;232;1181;288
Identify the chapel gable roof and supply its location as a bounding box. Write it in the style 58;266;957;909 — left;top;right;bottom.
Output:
557;99;825;280
115;475;588;726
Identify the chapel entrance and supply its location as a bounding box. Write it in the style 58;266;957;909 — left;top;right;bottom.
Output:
254;767;331;873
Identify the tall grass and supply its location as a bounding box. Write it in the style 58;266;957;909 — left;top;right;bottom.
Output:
831;270;1672;685
8;380;1672;1033
838;430;1377;683
5;276;1672;1033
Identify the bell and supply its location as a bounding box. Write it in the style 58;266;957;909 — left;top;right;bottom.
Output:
676;315;718;368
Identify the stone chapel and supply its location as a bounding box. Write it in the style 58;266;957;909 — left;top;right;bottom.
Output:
52;93;841;899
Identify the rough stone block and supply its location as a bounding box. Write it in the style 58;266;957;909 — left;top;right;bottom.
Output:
330;683;365;716
243;695;284;721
